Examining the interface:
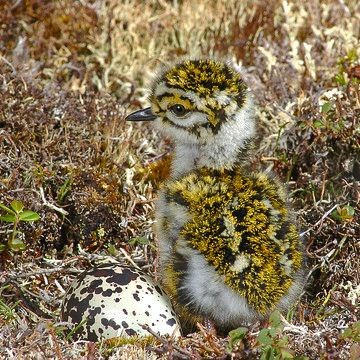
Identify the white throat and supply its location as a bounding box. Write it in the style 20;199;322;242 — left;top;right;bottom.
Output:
170;96;255;178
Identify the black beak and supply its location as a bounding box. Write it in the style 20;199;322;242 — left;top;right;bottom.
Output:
125;107;156;121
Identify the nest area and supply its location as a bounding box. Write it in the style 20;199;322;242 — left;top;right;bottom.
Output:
0;1;358;359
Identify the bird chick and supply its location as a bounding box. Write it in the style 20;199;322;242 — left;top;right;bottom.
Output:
126;59;306;333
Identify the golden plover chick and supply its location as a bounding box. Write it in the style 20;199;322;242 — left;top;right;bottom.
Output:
126;59;306;332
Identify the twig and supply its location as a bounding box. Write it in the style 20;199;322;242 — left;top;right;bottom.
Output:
0;55;16;73
260;156;279;162
300;204;338;237
10;0;23;10
280;314;308;335
8;280;52;319
141;324;194;359
119;247;141;269
39;187;69;216
196;322;224;356
4;267;79;280
77;246;119;264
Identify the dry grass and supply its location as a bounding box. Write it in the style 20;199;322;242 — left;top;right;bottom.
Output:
0;0;359;359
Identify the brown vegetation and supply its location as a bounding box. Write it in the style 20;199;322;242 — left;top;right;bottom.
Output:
0;0;359;358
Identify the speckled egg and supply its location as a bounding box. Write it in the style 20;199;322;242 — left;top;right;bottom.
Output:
61;263;181;341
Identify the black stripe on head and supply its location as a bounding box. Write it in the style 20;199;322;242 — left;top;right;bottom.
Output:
162;59;247;100
156;92;195;105
208;107;227;134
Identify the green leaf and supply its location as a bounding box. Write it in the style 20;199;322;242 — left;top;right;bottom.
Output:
228;326;248;350
334;73;346;86
128;236;150;246
57;178;72;203
107;244;118;257
258;329;273;346
8;238;26;252
0;244;7;253
10;200;24;214
0;203;15;215
260;346;275;360
0;214;16;223
347;48;358;62
277;335;289;347
342;321;360;342
332;205;355;222
321;102;332;114
19;210;40;222
313;120;325;129
281;349;294;359
269;310;282;329
268;327;278;337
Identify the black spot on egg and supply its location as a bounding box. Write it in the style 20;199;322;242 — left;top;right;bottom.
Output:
123;309;128;315
88;306;101;323
133;293;140;301
102;289;113;297
125;328;137;336
101;318;109;328
166;318;177;326
107;268;139;286
108;319;121;330
66;293;93;322
86;327;99;342
82;279;103;294
121;321;129;328
87;267;115;277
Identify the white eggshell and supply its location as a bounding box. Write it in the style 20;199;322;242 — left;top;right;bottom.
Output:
61;264;181;341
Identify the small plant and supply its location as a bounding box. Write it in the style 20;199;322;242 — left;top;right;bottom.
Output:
342;321;360;342
0;200;40;253
0;295;20;323
256;311;308;360
128;236;151;247
334;48;359;86
227;326;248;352
57;177;72;203
331;205;355;222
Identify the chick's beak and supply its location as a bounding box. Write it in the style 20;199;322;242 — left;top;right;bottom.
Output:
125;107;156;121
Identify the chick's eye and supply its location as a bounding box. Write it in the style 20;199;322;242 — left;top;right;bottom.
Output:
169;104;188;117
